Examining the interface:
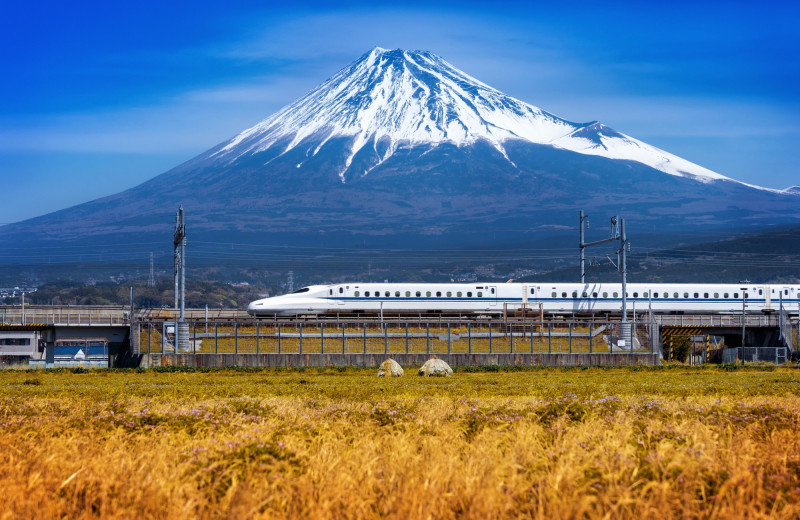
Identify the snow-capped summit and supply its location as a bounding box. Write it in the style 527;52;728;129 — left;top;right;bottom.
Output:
213;46;732;184
2;48;798;263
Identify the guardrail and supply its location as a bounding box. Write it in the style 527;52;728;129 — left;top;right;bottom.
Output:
654;314;782;328
0;305;130;326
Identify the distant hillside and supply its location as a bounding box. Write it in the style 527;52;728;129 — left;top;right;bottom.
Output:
13;280;271;309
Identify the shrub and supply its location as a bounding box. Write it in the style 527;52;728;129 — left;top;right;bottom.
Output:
670;336;692;363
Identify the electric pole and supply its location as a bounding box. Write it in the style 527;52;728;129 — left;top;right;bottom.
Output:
579;211;587;283
173;206;187;353
620;218;628;327
148;252;155;288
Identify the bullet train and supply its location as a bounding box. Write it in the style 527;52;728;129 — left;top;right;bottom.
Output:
247;282;800;316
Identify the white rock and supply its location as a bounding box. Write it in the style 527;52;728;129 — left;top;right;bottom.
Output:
418;356;453;377
377;358;404;377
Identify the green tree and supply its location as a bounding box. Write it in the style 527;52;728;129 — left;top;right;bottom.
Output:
670;336;692;363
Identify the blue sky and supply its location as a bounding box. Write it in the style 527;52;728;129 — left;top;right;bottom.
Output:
1;0;798;225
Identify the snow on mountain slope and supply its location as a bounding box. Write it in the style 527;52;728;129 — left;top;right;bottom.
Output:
213;47;737;185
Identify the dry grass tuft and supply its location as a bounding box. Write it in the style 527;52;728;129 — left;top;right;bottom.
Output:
0;367;798;518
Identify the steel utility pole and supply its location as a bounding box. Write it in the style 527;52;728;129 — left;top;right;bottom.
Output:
148;252;155;288
580;211;587;283
739;282;748;366
619;218;629;328
173;206;187;353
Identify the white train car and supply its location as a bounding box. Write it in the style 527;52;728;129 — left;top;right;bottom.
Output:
247;282;800;316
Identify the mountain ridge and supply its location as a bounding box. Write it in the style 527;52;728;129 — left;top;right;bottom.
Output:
209;47;741;186
1;47;798;278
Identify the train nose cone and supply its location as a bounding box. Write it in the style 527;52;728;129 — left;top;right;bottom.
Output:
247;301;259;314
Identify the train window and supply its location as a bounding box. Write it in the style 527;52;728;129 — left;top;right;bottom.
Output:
426;291;432;297
592;292;598;298
552;292;557;297
339;287;343;294
734;292;739;298
714;293;719;298
405;291;410;297
724;293;729;298
684;292;689;298
375;293;381;298
293;288;310;294
436;291;442;297
603;292;608;298
745;292;749;298
447;291;452;297
572;291;578;298
385;291;390;297
395;291;401;297
704;293;708;298
582;292;588;298
365;291;370;297
759;289;763;295
530;288;535;294
693;293;698;298
329;289;333;296
354;291;360;297
644;292;649;298
467;291;472;297
457;292;462;297
562;292;567;298
613;292;619;298
477;291;483;297
653;292;658;298
673;292;678;298
416;291;421;297
785;289;789;295
491;288;495;294
633;292;638;298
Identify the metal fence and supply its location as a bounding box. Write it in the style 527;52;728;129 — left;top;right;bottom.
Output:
722;347;789;364
134;320;659;356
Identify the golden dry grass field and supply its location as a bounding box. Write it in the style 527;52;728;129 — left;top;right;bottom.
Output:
1;366;799;519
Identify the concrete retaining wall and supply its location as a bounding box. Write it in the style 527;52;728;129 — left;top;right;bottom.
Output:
142;352;661;369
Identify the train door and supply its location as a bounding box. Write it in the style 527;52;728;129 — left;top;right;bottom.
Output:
337;286;346;306
763;285;770;312
489;286;498;307
779;286;793;311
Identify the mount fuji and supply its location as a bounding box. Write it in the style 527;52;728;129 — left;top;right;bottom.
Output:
213;47;731;185
2;47;799;269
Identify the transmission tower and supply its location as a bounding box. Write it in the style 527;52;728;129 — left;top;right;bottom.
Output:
147;252;155;288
